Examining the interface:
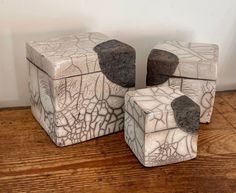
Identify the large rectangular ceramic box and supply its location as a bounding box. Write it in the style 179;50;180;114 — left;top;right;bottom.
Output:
124;86;200;167
26;32;135;146
146;41;219;123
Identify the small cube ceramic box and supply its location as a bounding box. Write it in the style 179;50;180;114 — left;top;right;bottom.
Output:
146;41;218;123
124;86;200;167
26;32;135;146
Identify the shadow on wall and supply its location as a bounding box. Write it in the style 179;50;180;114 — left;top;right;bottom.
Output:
217;21;236;91
112;28;194;89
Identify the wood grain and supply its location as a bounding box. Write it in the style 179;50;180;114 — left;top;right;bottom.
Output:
0;92;236;193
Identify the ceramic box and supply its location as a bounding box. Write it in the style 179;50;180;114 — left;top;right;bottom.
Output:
124;86;200;167
146;41;218;123
27;32;135;146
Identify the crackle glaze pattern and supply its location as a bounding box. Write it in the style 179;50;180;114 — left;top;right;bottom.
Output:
153;41;218;80
161;78;216;123
27;32;135;146
26;32;110;79
124;86;198;167
147;41;218;123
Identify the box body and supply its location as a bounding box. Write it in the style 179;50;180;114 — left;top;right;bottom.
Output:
146;41;218;123
27;32;135;146
124;86;199;167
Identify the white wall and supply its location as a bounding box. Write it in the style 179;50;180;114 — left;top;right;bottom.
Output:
0;0;236;108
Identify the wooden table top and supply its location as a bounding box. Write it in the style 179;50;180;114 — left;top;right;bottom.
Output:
0;91;236;193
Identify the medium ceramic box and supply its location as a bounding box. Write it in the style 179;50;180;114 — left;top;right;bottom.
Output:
26;32;135;146
146;41;218;123
124;86;200;167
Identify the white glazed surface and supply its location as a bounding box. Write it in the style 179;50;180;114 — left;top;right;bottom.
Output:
152;41;218;123
154;41;218;80
125;86;184;133
161;78;216;123
29;62;131;146
124;86;198;167
26;32;110;79
28;32;136;146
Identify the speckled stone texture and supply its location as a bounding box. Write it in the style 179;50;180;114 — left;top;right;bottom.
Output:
171;95;200;133
146;49;179;85
124;86;200;167
27;32;135;146
146;41;218;123
94;39;135;87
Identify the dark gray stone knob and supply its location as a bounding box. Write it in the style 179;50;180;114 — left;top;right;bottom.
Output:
171;95;200;133
94;39;136;88
146;49;179;86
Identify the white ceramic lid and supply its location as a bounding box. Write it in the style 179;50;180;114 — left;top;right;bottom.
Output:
153;41;218;81
26;32;110;79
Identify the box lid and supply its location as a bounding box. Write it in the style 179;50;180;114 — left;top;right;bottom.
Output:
125;86;184;133
151;41;218;81
26;32;110;79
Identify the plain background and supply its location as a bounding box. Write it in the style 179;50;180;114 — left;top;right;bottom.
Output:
0;0;236;108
